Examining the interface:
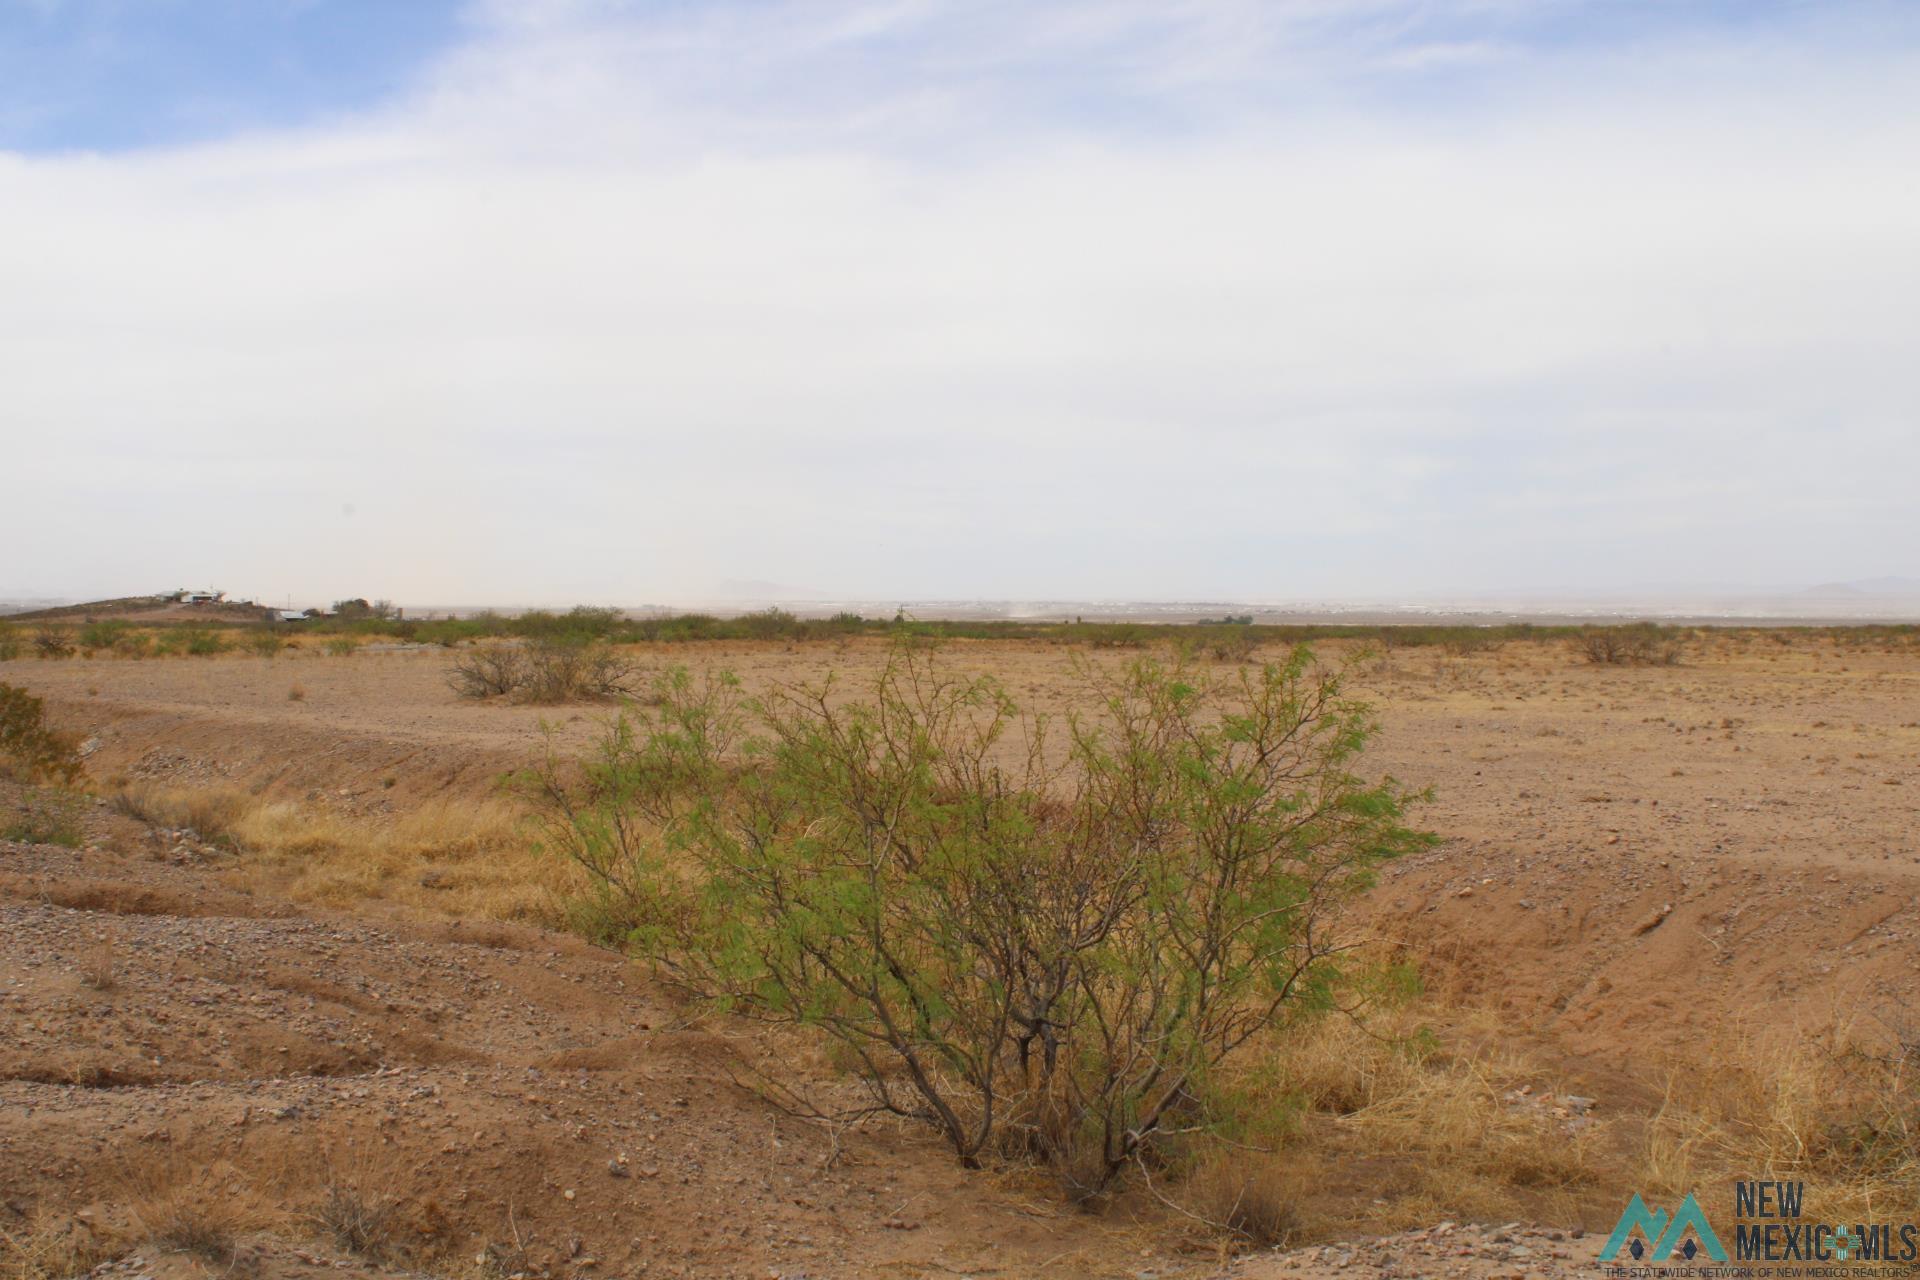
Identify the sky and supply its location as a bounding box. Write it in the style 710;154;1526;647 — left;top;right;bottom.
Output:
2;0;1917;607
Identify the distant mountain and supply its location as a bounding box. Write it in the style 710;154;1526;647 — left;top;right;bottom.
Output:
1846;576;1920;594
1802;577;1920;597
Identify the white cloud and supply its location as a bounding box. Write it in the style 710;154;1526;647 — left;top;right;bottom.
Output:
3;1;1918;604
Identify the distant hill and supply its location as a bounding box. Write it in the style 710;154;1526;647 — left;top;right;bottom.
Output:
3;595;275;624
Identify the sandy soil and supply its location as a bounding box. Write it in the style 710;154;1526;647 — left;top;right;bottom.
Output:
4;633;1918;1276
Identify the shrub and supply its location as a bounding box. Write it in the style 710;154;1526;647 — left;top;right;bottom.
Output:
0;626;19;662
79;620;132;651
533;643;1427;1192
414;618;490;647
734;607;803;641
1068;623;1148;649
246;630;284;658
153;628;225;657
447;645;526;699
0;683;83;784
1182;626;1258;663
1576;624;1681;666
112;630;153;659
325;637;358;657
1098;628;1149;649
511;605;623;642
519;639;635;703
2;790;86;847
632;612;721;643
449;639;634;703
32;629;74;659
1445;629;1502;656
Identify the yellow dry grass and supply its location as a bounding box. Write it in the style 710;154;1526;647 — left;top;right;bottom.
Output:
121;1156;289;1266
1639;1020;1920;1224
0;1152;287;1280
111;782;572;924
1179;1006;1611;1244
0;1215;115;1280
0;1138;477;1280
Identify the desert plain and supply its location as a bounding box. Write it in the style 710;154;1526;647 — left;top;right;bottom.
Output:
3;628;1917;1279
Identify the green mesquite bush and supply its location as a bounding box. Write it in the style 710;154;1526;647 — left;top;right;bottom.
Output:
532;643;1428;1192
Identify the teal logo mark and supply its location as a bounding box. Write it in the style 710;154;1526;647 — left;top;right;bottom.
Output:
1601;1193;1729;1263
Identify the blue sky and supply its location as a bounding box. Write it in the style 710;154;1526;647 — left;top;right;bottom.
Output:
8;0;1911;155
0;0;468;151
2;1;1917;605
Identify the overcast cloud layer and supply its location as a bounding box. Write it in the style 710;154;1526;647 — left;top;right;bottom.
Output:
3;0;1917;606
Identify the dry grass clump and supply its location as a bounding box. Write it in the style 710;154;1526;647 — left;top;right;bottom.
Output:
0;1143;458;1280
1297;1025;1596;1191
1175;1007;1608;1245
111;782;252;841
313;1183;400;1261
77;942;117;991
1640;1020;1918;1224
1179;1154;1311;1247
137;1198;243;1265
0;1218;120;1280
118;1156;287;1270
298;1146;459;1269
110;782;564;922
0;1150;375;1278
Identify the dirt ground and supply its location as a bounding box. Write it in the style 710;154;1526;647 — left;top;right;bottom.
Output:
4;632;1918;1277
1;833;1192;1280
